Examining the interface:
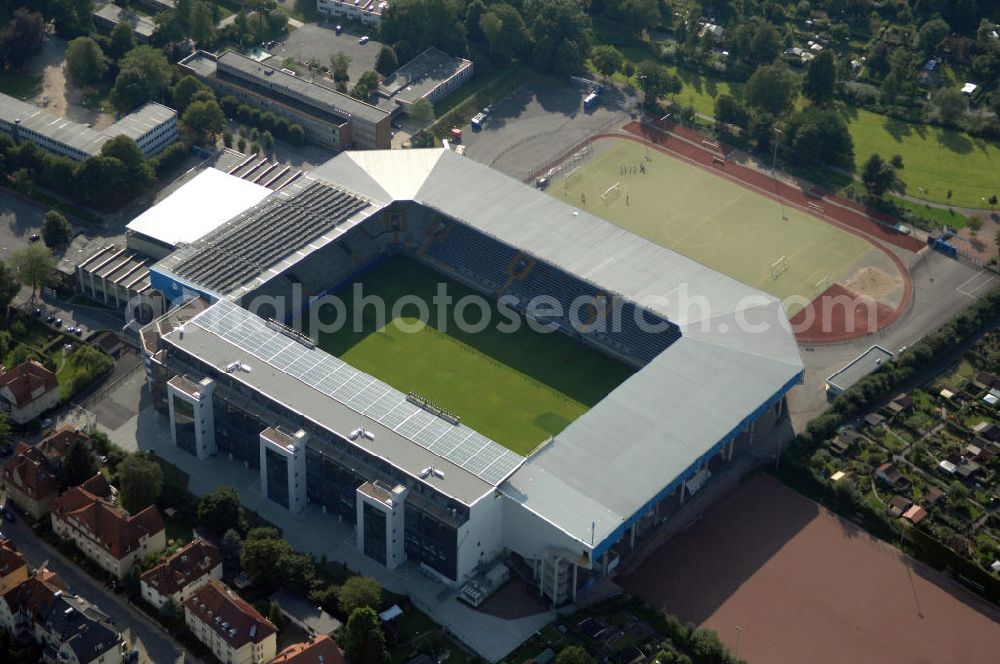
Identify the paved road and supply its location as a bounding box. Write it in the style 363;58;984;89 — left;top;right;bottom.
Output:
1;514;191;664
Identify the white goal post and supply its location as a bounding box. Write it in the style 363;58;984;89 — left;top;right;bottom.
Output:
601;182;621;205
770;255;789;280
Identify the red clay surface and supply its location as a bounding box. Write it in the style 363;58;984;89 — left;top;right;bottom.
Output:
790;282;895;344
617;475;1000;664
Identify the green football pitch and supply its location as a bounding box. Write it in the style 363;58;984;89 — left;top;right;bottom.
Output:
310;256;634;455
553;139;876;311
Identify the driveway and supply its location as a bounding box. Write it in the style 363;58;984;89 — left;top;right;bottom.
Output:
1;515;191;664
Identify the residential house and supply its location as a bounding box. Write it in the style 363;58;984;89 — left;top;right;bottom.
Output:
923;486;944;508
875;462;909;490
140;539;222;609
902;505;928;525
184;579;277;664
887;495;912;518
272;635;344;664
50;476;165;580
887;393;913;416
0;538;28;594
0;568;123;664
0;359;59;424
2;445;60;520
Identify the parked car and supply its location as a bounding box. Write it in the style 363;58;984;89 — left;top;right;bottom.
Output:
359;35;370;44
535;177;549;190
53;318;62;328
32;307;41;317
29;233;40;242
335;24;343;34
73;327;83;337
45;315;55;323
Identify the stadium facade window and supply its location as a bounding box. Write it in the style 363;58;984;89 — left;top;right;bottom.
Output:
213;395;262;468
265;447;289;508
362;502;387;565
404;502;458;580
173;396;197;456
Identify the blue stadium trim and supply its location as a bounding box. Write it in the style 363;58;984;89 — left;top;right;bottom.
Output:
590;367;804;562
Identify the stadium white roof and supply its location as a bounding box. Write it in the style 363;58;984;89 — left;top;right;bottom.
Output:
154;148;803;553
127;168;272;249
311;149;804;556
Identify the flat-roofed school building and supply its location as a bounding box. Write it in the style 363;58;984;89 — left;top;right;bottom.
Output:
179;50;391;151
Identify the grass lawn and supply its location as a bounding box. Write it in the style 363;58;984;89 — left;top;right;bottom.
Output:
0;70;42;99
311;257;633;454
552;138;876;311
591;47;1000;210
893;196;970;230
845;108;1000;209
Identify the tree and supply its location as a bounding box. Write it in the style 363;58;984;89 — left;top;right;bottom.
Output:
268;600;284;630
350;70;381;101
480;3;530;62
749;22;782;65
0;262;19;316
10;244;57;298
159;597;183;623
42;211;73;250
189;0;216;46
58;440;98;490
219;528;244;574
241;532;292;585
917;18;950;56
108;23;136;61
116;453;164;513
337;576;381;615
930;87;968;126
591;45;624;82
803;50;836;105
523;0;591;76
377;0;467;59
172;76;211;114
342;607;389;664
101;136;155;193
66;37;108;87
198;487;244;535
555;645;594;664
119;45;173;99
0;9;45;70
861;153;901;198
746;63;799;117
111;68;152;114
714;94;749;129
783;107;854;170
330;51;351;82
374;45;398;76
181;99;225;142
408;97;434;128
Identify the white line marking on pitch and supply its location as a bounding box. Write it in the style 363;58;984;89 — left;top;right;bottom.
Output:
956;272;996;298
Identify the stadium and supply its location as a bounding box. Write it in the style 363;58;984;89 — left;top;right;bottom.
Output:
140;147;803;608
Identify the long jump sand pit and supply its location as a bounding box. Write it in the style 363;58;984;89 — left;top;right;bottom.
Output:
617;474;1000;664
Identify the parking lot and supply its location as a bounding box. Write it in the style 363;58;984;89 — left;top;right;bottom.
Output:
462;81;637;181
266;23;380;87
0;192;44;263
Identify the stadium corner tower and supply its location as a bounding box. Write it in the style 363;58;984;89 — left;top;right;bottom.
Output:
141;148;803;606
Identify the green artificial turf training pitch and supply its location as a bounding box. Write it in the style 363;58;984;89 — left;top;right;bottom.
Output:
311;256;634;455
554;139;877;312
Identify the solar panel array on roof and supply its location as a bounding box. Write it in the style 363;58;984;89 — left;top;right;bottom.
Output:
194;299;523;485
172;181;367;293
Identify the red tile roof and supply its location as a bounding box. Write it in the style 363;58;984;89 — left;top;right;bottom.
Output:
0;359;57;409
184;579;276;649
141;539;221;598
50;479;165;560
2;447;59;501
36;428;93;463
273;635;344;664
0;538;27;578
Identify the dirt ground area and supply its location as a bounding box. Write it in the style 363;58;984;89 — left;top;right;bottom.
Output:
843;265;903;304
617;474;1000;664
27;36;113;130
